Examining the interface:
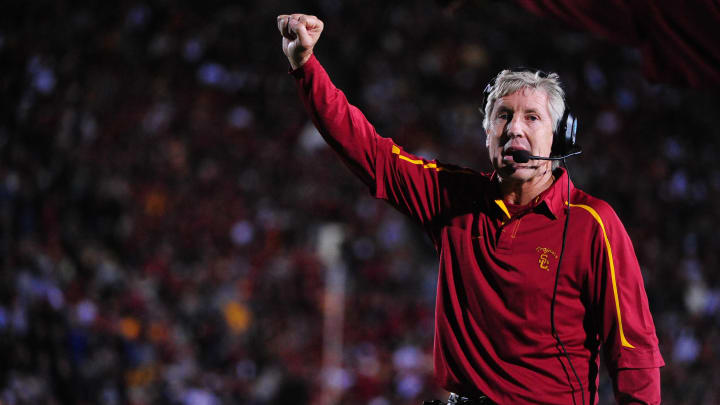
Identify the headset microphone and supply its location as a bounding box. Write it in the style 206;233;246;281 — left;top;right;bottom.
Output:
511;149;582;164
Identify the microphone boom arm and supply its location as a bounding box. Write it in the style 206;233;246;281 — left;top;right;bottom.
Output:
512;149;583;163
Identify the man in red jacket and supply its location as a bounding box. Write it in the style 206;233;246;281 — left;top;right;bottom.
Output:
277;13;664;405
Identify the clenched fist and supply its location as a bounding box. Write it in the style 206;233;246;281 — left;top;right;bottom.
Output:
277;14;324;70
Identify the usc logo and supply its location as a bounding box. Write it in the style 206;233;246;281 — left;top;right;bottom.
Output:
536;246;558;271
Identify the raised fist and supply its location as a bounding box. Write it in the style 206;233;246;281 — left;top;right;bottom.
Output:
277;14;324;70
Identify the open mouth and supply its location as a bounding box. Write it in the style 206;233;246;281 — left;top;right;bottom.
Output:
502;147;529;163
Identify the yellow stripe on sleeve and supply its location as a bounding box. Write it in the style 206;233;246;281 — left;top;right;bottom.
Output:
392;144;443;171
569;203;635;349
398;154;425;165
391;143;476;174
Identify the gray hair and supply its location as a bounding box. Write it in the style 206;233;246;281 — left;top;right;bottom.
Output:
482;69;566;135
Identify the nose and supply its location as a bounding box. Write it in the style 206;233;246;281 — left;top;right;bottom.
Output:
505;114;525;137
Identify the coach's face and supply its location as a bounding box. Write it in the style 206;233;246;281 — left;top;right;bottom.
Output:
486;87;555;182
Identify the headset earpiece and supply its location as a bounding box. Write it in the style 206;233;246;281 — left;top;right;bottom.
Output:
552;109;578;157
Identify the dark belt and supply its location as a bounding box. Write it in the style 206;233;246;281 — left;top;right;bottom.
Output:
447;392;496;405
422;391;496;405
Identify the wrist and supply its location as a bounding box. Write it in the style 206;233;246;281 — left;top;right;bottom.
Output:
290;51;313;70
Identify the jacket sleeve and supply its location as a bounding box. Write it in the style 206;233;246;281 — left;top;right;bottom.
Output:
291;55;452;229
586;201;665;404
610;367;661;405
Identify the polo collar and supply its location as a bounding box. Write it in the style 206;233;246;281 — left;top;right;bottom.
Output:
490;168;573;221
541;168;574;219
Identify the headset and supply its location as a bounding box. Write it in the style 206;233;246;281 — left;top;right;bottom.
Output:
483;68;585;405
481;68;579;158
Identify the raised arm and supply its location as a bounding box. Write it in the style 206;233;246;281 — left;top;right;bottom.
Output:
277;14;462;231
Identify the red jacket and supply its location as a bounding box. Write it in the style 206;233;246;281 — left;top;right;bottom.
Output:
292;55;664;404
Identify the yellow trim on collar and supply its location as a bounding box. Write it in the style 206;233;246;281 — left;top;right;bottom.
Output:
494;199;511;219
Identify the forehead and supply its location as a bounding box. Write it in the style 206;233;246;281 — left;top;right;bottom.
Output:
494;87;550;113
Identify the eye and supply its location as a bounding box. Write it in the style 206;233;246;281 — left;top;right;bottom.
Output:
527;114;539;122
497;112;511;120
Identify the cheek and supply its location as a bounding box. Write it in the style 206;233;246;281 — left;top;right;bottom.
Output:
486;128;502;149
487;137;502;156
537;131;555;153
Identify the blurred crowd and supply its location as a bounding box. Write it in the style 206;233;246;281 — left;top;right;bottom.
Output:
1;0;719;404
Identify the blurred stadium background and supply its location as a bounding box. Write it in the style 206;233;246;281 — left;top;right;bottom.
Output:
1;1;719;404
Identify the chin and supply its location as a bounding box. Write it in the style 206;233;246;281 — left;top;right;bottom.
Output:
497;166;536;181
